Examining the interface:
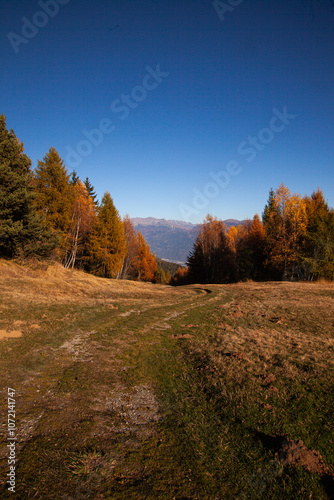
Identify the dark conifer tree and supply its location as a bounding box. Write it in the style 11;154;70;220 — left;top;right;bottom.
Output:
70;170;80;186
84;177;98;206
0;114;53;258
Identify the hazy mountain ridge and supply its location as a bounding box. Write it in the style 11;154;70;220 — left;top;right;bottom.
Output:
131;217;196;230
131;217;245;263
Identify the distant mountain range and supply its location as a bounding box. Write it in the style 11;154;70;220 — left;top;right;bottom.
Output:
131;217;245;264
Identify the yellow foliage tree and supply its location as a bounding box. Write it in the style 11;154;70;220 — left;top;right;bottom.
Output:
86;192;126;278
263;184;307;278
63;181;96;269
187;214;236;283
132;231;157;282
33;148;73;253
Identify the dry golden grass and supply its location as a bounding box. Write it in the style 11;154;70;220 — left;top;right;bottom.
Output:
0;260;333;499
0;259;177;305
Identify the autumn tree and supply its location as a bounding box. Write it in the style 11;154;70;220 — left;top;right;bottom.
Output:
86;192;126;278
154;267;172;285
187;215;236;283
262;188;280;278
171;266;189;286
288;194;308;276
226;225;238;253
118;217;159;282
119;215;139;279
63;180;96;269
236;215;266;280
34;147;73;256
302;188;334;279
248;214;266;278
263;184;307;279
132;231;157;282
0;114;53;258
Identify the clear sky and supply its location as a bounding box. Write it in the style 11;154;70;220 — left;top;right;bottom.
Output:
1;0;333;223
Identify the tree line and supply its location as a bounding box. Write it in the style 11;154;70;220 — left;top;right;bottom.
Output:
1;114;333;284
175;184;334;284
0;114;158;282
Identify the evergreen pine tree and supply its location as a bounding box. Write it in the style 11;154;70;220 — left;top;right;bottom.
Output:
0;114;53;258
84;177;98;206
262;188;275;227
70;170;80;186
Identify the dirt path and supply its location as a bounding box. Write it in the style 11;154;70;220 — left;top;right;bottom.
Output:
0;264;222;498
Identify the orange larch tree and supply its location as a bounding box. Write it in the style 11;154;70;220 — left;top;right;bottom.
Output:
86;192;126;278
263;184;307;279
132;231;157;282
63;180;96;269
119;215;140;279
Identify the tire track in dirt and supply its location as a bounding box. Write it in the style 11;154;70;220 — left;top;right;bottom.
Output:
0;284;226;495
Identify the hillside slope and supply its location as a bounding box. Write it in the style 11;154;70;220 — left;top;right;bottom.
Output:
132;217;245;263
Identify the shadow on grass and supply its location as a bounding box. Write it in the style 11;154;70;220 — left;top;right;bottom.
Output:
321;474;334;500
253;431;285;454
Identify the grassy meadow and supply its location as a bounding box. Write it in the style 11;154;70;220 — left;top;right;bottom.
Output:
0;260;333;499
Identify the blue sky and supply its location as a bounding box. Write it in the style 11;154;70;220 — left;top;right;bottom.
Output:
1;0;333;223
